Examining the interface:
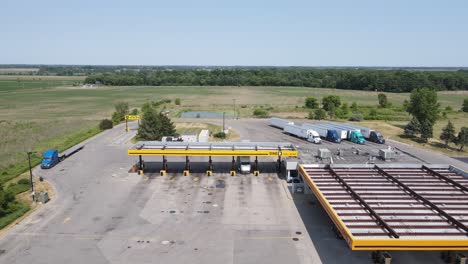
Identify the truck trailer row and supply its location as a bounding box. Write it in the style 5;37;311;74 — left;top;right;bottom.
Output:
269;117;385;145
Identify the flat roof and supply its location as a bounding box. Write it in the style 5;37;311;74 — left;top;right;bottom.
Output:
299;163;468;250
128;141;298;157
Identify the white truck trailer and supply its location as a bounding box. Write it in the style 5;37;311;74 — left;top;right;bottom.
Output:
301;123;343;143
313;122;349;140
269;117;294;129
283;124;321;144
343;123;385;144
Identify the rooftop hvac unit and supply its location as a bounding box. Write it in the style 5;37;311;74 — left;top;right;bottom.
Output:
379;149;395;161
318;148;332;159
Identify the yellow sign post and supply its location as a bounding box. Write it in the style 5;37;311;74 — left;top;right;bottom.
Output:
125;115;141;132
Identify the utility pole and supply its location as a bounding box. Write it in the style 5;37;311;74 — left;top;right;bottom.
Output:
232;99;236;119
27;151;36;202
222;112;225;132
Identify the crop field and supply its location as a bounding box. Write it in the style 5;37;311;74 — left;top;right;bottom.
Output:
1;75;467;180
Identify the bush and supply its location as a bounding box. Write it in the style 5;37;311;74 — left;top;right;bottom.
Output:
313;109;327;120
175;98;181;105
348;114;363;121
99;119;113;130
130;108;139;115
6;183;30;195
445;106;453;112
462;98;468;112
17;178;30;185
0;202;30;229
253;109;269;118
213;132;226;139
111;112;122;125
305;97;318;109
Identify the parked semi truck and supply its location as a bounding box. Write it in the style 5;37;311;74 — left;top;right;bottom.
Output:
317;122;366;144
40;146;84;169
343;123;385;144
283;124;321;144
301;123;341;143
269;117;294;129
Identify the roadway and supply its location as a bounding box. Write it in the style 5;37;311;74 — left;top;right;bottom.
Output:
0;119;466;264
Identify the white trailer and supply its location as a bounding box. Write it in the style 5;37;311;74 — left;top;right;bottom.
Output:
301;123;329;138
343;124;371;138
284;124;321;144
343;123;385;143
314;122;350;139
269;117;294;129
303;123;346;139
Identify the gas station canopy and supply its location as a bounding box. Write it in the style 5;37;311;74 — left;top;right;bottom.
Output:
128;141;298;157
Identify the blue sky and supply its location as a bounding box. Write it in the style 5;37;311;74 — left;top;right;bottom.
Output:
1;0;467;66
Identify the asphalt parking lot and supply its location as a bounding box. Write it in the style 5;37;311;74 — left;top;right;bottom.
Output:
0;119;466;264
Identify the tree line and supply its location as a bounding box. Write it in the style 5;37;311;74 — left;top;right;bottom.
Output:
85;68;468;92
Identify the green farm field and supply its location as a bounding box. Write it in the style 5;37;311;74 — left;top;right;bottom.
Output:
1;75;467;182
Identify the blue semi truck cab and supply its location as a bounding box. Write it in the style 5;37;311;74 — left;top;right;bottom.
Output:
40;146;83;169
41;150;61;169
326;130;341;143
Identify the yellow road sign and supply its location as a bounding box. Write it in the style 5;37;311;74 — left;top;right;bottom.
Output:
125;115;141;121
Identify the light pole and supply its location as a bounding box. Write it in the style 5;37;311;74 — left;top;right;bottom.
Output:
232;99;237;119
222;112;225;132
27;151;36;202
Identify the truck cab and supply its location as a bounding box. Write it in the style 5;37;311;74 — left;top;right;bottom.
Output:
41;150;59;169
309;131;322;144
326;130;341;143
237;156;251;174
350;131;366;144
369;131;385;144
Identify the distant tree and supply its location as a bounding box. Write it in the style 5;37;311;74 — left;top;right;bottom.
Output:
350;102;358;112
403;99;409;110
445;106;453;112
114;101;129;117
440;120;456;147
420;119;433;143
378;93;389;108
175;98;181;106
130;108;139;115
111;101;129;124
463;98;468;112
404;118;421;137
305;97;318;109
367;108;378;119
314;109;327;120
455;127;468;151
406;88;440;140
111;112;122;125
322;95;341;117
137;109;176;140
340;103;350;116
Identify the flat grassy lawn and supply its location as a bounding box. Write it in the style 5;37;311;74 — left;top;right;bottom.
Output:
1;75;467;175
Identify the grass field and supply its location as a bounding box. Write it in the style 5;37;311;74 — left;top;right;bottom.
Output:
1;75;467;178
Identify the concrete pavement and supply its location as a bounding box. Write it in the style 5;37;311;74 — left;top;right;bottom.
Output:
0;119;466;264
